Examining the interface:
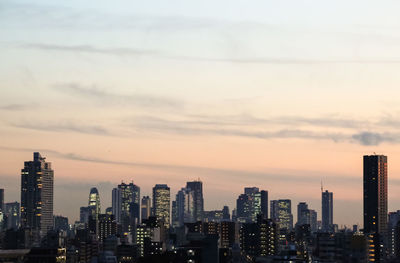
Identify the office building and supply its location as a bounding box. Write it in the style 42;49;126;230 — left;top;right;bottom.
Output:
322;190;333;232
153;184;170;228
5;202;20;230
0;189;4;212
363;154;388;262
21;152;54;238
186;181;204;222
112;188;122;223
88;187;101;219
141;196;151;222
270;199;293;231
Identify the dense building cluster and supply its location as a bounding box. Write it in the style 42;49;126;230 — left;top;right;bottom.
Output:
0;152;398;262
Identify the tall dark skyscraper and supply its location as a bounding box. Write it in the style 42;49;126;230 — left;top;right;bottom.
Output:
186;180;204;222
21;152;54;238
363;155;388;262
363;155;388;234
322;190;333;232
0;189;4;212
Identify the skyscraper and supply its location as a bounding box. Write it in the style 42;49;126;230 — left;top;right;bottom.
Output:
363;155;388;234
270;199;293;231
175;187;195;226
0;189;4;212
186;181;204;222
141;196;151;222
21;152;54;238
88;187;101;219
153;184;170;227
112;188;122;223
297;202;309;226
5;202;20;230
236;188;268;223
322;190;333;232
363;154;388;262
114;182;141;232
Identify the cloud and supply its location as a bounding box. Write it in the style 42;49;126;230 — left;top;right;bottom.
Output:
54;83;184;110
21;42;400;65
352;131;400;146
129;115;400;146
0;104;30;111
22;43;156;57
10;120;111;136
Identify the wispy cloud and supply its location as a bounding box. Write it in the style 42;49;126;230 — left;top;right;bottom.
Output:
19;42;400;65
22;43;156;57
0;104;31;111
10;120;111;136
54;83;184;110
129;114;400;146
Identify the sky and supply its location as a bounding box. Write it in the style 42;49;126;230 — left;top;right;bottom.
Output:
2;0;400;226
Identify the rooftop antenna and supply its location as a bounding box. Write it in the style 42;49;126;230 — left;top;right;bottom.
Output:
321;180;323;192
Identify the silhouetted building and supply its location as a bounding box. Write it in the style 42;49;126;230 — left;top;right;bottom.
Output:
141;196;151;222
21;152;54;240
113;182;140;234
186;181;204;222
363;154;388;262
222;206;230;220
152;184;170;228
5;202;20;230
98;214;117;243
111;188;122;223
54;215;68;232
0;189;4;212
322;190;333;232
239;217;278;259
388;210;400;258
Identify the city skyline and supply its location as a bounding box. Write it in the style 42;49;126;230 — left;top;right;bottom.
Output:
3;0;400;229
1;151;397;228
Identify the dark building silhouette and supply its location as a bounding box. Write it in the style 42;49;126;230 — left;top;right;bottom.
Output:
322;190;333;232
21;152;54;239
363;154;388;262
53;215;68;232
0;189;4;212
5;202;20;230
186;181;204;222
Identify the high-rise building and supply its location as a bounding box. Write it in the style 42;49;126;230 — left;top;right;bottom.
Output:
222;206;230;220
363;154;388;262
141;196;151;222
112;188;122;223
88;187;101;219
297;202;309;226
186;181;204;222
0;189;4;212
54;215;69;232
260;190;268;219
21;152;54;238
175;187;195;226
388;210;400;257
236;188;268;223
270;199;293;231
114;182;140;232
364;155;388;235
322;190;333;232
5;202;20;230
153;184;170;227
